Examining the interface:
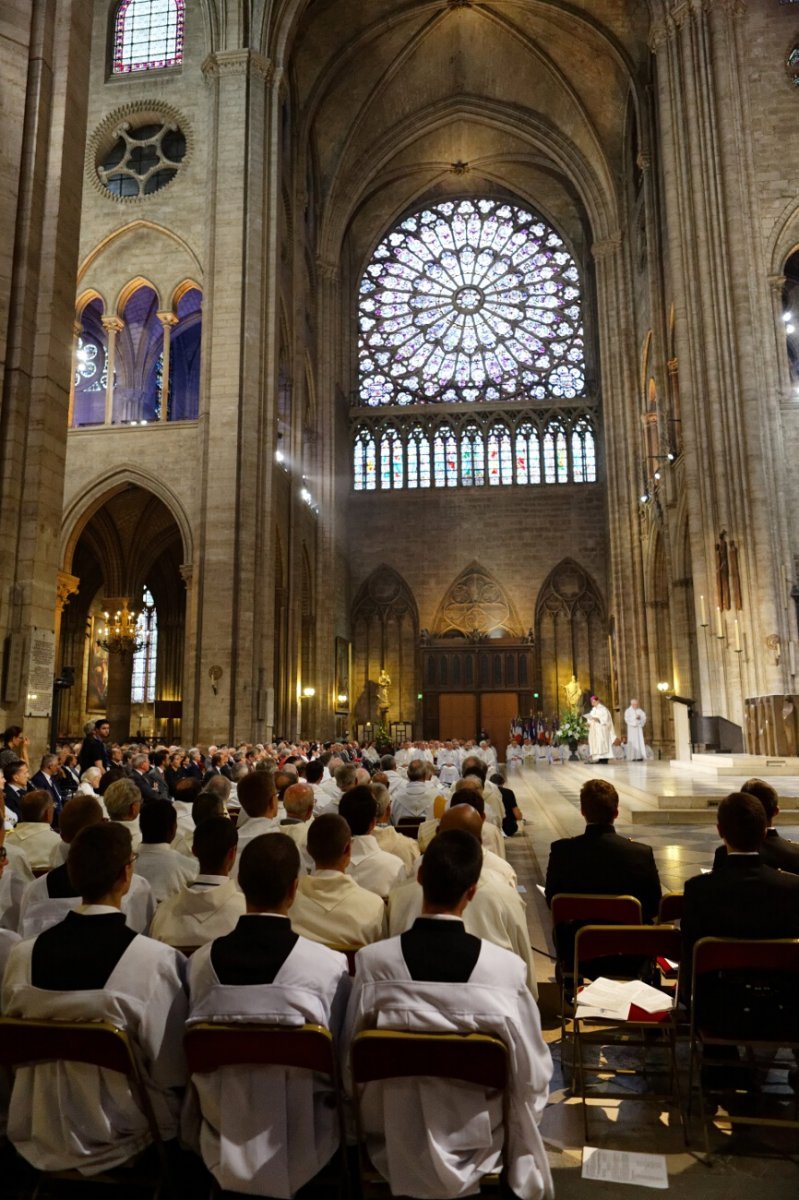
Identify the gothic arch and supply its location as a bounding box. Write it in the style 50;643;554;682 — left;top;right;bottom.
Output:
534;558;607;711
351;565;419;728
431;562;522;639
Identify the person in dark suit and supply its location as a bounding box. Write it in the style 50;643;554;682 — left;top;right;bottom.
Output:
3;760;33;817
129;752;163;805
544;778;661;920
144;749;171;801
682;791;799;1003
78;719;110;774
712;777;799;876
183;749;204;782
31;754;65;807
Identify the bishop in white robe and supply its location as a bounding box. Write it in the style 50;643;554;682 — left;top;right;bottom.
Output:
587;696;616;762
624;700;648;761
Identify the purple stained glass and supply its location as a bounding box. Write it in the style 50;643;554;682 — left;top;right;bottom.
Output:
113;0;184;74
358;198;585;406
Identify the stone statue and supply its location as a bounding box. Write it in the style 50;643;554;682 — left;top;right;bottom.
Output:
564;674;582;713
376;669;391;712
716;530;730;611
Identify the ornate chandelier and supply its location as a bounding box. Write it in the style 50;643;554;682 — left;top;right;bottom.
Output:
96;604;143;657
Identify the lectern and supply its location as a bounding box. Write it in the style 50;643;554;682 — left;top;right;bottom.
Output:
666;694;694;762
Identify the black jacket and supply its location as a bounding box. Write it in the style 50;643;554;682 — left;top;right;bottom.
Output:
712;828;799;876
545;823;661;922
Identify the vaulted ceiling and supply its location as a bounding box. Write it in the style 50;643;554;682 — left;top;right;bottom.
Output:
284;1;652;267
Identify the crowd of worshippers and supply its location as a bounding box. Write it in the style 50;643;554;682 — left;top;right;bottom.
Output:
0;719;798;1193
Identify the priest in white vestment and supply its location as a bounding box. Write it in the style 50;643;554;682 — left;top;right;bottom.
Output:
185;833;351;1198
624;699;648;761
587;695;616;762
288;813;386;947
150;816;245;949
343;829;553;1200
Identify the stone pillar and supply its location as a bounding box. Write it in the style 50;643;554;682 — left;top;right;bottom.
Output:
99;596;135;741
67;319;81;427
156;311;178;422
651;0;791;724
191;49;278;744
54;570;79;664
101;316;123;426
179;563;195;744
0;0;93;760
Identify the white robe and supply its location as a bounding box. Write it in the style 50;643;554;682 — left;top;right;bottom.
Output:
149;876;246;948
347;835;406;899
288;871;386;948
341;930;553;1200
17;872;155;938
134;842;197;902
624;706;648;761
5;824;61;871
185;927;351;1197
387;875;536;997
1;913;187;1174
587;703;616;760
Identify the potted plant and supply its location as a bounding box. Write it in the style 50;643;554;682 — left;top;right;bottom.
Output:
556;711;589;761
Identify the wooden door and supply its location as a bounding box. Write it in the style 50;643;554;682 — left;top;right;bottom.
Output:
479;693;519;752
438;693;477;740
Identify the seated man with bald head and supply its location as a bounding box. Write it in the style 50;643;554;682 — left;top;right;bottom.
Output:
279;781;315;872
289;814;386;948
18;795;155;938
418;782;508;864
186;833;351;1197
388;805;535;995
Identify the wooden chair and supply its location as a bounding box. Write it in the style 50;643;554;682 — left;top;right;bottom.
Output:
350;1029;508;1198
657;892;684;925
570;924;684;1139
396;816;425;840
550;893;643;1057
184;1021;347;1190
0;1016;168;1194
688;937;799;1153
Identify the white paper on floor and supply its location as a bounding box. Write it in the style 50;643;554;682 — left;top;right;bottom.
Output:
575;977;674;1020
582;1146;668;1189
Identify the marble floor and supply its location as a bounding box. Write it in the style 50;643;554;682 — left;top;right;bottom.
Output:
503;762;799;1195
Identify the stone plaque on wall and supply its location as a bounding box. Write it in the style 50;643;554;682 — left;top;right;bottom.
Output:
24;627;55;718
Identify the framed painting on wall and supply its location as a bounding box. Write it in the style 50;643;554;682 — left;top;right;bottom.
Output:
86;617;109;712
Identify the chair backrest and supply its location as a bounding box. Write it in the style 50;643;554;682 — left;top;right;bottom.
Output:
551;894;643;926
396;817;424;840
657;892;683;925
433;794;447;819
0;1017;163;1146
185;1021;334;1076
351;1030;507;1091
574;924;682;982
690;938;799;1043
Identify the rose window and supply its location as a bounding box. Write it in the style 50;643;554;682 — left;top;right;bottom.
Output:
358;198;585;407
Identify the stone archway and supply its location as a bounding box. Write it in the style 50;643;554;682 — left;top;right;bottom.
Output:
59;485;186;742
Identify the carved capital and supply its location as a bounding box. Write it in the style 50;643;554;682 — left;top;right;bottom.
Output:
156;310;179;329
179;563;193;588
202;50;273;83
768;274;787;297
636;151;651;173
100;316;124;334
667;357;679;376
591;233;623;261
316;257;339;284
56;571;79;614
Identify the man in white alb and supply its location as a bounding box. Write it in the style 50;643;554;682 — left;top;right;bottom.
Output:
587;695;616;764
624;698;648;761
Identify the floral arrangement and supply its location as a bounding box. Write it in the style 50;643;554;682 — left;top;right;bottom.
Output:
556;711;589;744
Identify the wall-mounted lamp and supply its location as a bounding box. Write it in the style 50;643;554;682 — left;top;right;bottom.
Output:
302;686;316;698
336;692;348;707
656;681;670;694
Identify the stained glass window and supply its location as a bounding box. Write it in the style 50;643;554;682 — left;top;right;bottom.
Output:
433;425;458;487
358;198;584;407
572;417;597;482
131;589;157;704
380;428;403;489
543;421;568;483
516;421;541;484
72;298;109;427
407;425;431;488
353;429;376;491
112;0;184;74
487;422;513;486
461;424;485;487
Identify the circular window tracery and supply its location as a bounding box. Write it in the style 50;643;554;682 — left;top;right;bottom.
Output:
98;120;186;198
358;198;585;407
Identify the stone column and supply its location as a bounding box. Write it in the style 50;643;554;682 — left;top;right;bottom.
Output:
651;0;791;724
100;596;135;741
156;310;178;422
67;319;81;427
0;0;93;759
191;49;278;744
54;570;79;665
101;316;123;426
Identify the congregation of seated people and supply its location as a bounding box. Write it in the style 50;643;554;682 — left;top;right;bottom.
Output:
0;722;798;1193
